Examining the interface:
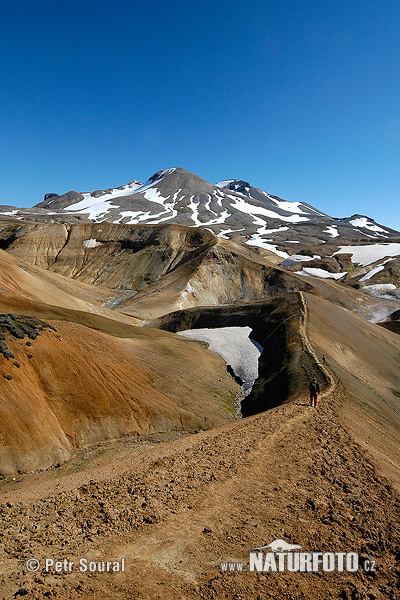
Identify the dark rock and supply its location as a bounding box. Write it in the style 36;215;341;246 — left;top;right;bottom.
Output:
202;527;213;534
305;498;316;510
14;588;29;597
27;354;33;359
10;327;25;339
0;341;7;352
25;341;32;346
44;193;60;202
12;361;20;368
4;374;12;380
3;350;14;359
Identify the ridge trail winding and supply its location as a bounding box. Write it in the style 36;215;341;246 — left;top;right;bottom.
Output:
1;294;400;599
298;291;335;398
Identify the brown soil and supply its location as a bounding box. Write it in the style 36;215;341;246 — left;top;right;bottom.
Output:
0;298;399;599
0;319;239;475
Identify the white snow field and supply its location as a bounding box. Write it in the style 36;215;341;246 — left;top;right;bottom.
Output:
279;254;320;267
83;239;102;248
359;260;391;282
349;217;389;234
177;326;263;396
334;243;400;266
324;225;340;238
363;284;396;292
298;267;346;280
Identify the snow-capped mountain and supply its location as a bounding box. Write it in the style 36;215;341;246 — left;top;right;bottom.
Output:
2;168;399;261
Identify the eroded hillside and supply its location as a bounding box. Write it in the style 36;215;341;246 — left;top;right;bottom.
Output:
0;222;313;319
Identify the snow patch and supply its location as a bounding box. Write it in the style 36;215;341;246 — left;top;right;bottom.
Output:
188;195;202;226
324;225;339;238
334;243;400;266
177;326;263;396
83;239;102;249
269;197;308;215
359;262;389;282
349;217;389;233
363;283;396;292
229;196;309;223
298;268;346;280
247;237;289;258
215;180;235;188
280;254;320;267
217;227;245;239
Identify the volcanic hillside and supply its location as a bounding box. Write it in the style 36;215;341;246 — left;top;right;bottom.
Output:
0;201;399;599
0;250;243;476
0;288;399;600
0;222;314;319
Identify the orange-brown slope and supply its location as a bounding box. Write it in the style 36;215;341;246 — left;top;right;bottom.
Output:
0;341;399;599
305;292;400;488
0;319;239;476
0;248;136;321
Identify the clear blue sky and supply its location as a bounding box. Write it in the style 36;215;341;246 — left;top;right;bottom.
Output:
1;0;399;229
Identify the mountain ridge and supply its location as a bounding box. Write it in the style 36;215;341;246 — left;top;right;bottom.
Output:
2;168;397;247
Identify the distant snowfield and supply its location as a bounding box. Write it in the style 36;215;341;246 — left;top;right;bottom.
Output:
324;225;339;238
298;267;346;280
177;326;263;396
83;238;102;248
359;260;390;282
349;217;388;234
230;195;310;223
334;243;400;266
67;182;143;219
363;284;397;292
247;237;289;258
280;254;321;267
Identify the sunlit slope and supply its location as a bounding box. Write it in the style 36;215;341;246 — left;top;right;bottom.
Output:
0;319;239;476
305;292;400;482
0;248;136;321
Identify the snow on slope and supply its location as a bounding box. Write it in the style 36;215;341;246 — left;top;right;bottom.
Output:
298;267;346;280
359;260;391;282
229;195;309;224
324;225;339;238
25;168;397;267
177;326;263;396
268;195;308;215
349;217;389;234
67;181;143;219
334;243;400;266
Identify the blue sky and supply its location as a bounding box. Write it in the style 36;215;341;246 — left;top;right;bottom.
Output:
1;0;399;229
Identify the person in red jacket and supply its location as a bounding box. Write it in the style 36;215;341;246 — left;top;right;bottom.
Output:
309;378;320;407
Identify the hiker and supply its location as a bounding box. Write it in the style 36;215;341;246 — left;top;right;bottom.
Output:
309;378;320;407
322;353;326;363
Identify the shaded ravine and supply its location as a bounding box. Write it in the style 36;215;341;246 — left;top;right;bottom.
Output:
150;293;331;416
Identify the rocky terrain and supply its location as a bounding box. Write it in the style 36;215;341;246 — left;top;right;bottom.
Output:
0;180;399;598
0;290;399;599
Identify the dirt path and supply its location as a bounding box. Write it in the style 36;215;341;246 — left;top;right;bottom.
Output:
0;298;399;599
